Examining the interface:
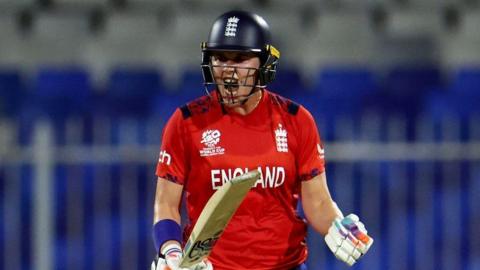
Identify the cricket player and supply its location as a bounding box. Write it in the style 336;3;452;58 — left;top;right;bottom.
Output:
152;10;373;270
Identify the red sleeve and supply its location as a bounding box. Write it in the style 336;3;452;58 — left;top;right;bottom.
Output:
155;109;188;185
295;106;326;181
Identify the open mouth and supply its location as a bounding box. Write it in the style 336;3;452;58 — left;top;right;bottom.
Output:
221;78;240;104
223;78;239;91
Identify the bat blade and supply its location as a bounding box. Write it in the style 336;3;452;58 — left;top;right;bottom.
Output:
178;171;259;268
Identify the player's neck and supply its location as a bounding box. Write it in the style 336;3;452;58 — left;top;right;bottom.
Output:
229;89;263;115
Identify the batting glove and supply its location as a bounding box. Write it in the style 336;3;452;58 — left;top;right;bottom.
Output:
325;214;374;266
151;243;213;270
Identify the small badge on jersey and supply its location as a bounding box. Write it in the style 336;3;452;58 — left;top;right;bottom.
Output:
200;129;225;157
275;124;288;153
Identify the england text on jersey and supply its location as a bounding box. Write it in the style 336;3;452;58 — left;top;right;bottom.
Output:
211;166;285;190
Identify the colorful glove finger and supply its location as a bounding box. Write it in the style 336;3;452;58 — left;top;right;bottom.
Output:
325;214;374;266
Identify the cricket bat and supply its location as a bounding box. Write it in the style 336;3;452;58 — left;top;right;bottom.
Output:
178;170;260;268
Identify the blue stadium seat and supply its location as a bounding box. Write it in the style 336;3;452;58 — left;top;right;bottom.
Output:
383;65;443;115
386;66;443;95
19;67;94;145
423;68;480;141
268;66;305;98
424;89;480;141
425;67;480;119
32;66;92;119
301;67;381;141
317;67;377;98
150;92;180;123
426;91;480;118
105;67;164;117
312;67;379;116
0;69;23;116
149;67;201;120
177;67;205;103
451;67;480;95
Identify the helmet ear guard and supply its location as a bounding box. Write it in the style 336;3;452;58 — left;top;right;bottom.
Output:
201;42;215;84
258;44;280;86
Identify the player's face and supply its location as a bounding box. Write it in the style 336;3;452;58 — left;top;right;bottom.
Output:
210;51;261;106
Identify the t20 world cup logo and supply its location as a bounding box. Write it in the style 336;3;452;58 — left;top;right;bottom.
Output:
201;130;221;148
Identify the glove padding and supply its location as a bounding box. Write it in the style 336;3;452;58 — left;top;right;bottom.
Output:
151;244;213;270
325;214;373;266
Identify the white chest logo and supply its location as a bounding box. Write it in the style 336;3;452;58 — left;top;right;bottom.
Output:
200;130;225;157
225;16;240;37
275;124;288;153
201;130;221;147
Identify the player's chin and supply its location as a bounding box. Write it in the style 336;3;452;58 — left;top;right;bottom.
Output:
220;96;244;106
218;91;240;106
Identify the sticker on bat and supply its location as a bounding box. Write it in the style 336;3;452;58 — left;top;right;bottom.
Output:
185;231;222;260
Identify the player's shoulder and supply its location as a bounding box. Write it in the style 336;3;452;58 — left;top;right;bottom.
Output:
268;91;300;115
267;90;307;116
267;90;315;123
177;95;218;120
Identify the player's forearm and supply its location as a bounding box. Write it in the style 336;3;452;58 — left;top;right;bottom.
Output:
152;178;183;255
154;202;181;224
153;177;183;224
301;173;342;235
153;200;182;255
304;199;340;235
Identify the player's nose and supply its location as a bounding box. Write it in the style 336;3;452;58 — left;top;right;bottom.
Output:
221;67;238;78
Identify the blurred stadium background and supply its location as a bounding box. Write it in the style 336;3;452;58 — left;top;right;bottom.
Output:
0;0;480;269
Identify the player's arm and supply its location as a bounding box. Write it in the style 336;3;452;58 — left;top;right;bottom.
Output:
152;177;184;269
301;171;341;235
301;172;373;266
153;177;183;251
151;178;213;270
151;108;212;269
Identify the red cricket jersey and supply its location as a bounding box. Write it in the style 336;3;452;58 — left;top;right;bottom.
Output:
156;90;325;270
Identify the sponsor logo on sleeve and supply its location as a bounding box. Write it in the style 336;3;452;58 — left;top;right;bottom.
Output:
158;150;171;165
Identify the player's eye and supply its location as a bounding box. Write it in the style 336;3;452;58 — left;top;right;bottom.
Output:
235;56;250;62
212;55;228;62
211;53;254;64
